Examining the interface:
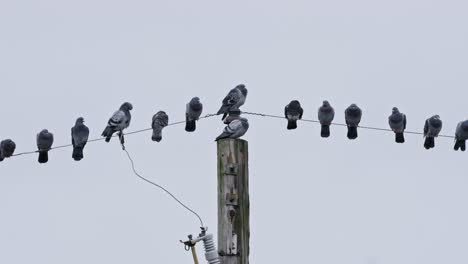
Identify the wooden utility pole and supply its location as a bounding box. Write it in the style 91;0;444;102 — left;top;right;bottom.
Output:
217;139;250;264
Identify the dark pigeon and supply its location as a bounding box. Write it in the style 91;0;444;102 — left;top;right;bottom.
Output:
71;117;90;161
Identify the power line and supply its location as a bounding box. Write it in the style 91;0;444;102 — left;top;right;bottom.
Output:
241;111;456;139
10;113;218;157
123;147;205;228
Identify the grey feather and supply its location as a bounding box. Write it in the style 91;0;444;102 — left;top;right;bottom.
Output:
423;115;442;150
215;117;249;141
71;117;90;161
345;104;362;139
102;102;133;143
454;120;468;151
0;139;16;161
185;97;203;132
37;129;54;163
284;100;303;130
217;84;248;120
152;111;169;142
388;107;406;143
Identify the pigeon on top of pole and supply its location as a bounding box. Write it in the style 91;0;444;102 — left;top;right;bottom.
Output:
388;107;407;143
454;120;468;151
215;117;249;141
318;100;335;137
102;102;133;144
152;111;169;142
71;117;90;161
284;100;303;130
423;115;442;150
37;129;54;164
217;84;248;121
0;139;16;161
345;104;362;140
185;97;203;132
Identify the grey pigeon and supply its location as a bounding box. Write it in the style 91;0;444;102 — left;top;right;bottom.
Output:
152;111;169;142
71;117;90;161
284;100;303;130
454;120;468;151
318;100;335;137
345;104;362;140
37;129;54;164
215;117;249;141
0;139;16;161
423;115;442;150
223;109;241;124
185;97;203;132
217;84;248;120
388;107;407;143
102;102;132;144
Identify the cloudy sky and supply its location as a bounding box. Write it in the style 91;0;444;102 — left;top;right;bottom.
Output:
1;0;468;263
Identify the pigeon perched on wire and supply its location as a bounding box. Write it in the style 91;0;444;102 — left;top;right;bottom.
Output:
215;117;249;141
388;107;407;143
71;117;90;161
318;100;335;137
454;120;468;151
152;111;169;142
37;129;54;164
223;109;241;124
0;139;16;161
345;104;362;140
101;102;133;144
423;115;442;150
217;84;248;120
284;100;303;130
185;97;203;132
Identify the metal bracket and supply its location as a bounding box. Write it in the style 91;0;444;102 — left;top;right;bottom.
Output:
226;187;238;206
224;163;239;176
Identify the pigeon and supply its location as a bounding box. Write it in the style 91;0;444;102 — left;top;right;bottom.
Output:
318;100;335;137
423;115;442;149
344;104;362;140
454;120;468;151
0;139;16;161
388;107;407;143
71;117;90;161
37;129;54;164
185;97;203;132
101;102;133;144
223;109;241;125
217;84;248;120
152;111;169;142
284;100;303;130
215;117;249;141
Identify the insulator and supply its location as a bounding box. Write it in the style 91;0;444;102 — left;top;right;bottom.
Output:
202;234;220;264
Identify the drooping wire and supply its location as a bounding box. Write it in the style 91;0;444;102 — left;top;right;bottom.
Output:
123;146;205;228
241;111;455;139
10;113;218;157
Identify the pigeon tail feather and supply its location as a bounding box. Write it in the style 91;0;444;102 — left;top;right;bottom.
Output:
38;151;48;163
321;125;330;138
152;131;162;142
424;137;435;149
72;146;84;161
185;120;196;132
395;132;405;143
347;127;358;139
287;120;298;130
102;127;113;142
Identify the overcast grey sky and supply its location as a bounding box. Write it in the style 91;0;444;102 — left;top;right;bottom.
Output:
1;0;468;263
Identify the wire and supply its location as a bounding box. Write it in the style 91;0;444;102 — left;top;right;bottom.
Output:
10;113;218;157
241;111;456;139
123;146;205;228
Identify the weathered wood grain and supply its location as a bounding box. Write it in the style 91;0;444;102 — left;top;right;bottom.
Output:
217;139;249;264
